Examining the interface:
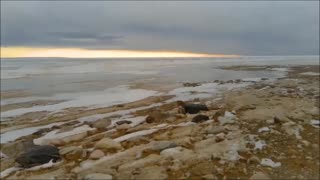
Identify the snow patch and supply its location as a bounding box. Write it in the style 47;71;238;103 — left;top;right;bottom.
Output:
0;167;22;179
310;119;320;128
114;129;159;142
218;111;237;125
271;68;290;72
261;158;281;168
300;72;320;76
254;140;267;150
258;127;270;133
1;122;65;143
1;86;159;119
26;160;62;171
34;125;95;145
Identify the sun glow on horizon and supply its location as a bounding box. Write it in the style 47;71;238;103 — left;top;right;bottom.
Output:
0;47;240;59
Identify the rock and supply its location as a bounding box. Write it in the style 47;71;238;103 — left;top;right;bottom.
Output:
84;173;113;180
266;119;275;124
148;141;177;152
183;82;201;87
145;110;169;123
145;116;155;123
134;165;168;180
15;145;60;168
160;147;195;162
206;126;225;135
116;124;131;131
178;101;209;114
95;138;122;152
215;133;225;142
247;156;260;164
89;150;105;160
177;106;186;114
59;146;85;161
238;104;256;111
118;154;162;172
212;110;224;122
202;174;218;180
250;172;271;180
48;139;65;147
90;118;111;130
116;120;132;126
1;140;36;158
192;114;210;123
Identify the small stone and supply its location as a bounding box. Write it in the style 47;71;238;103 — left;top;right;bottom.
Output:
116;120;132;126
179;102;209;114
177;106;186;114
247;156;260;164
266;119;275;124
95;138;122;152
89;149;105;160
134;165;168;180
192;114;210;123
250;172;271;180
206;126;225;135
215;133;225;142
59;146;85;161
202;174;217;180
145;116;155;123
84;173;113;180
238;104;256;111
90;119;111;130
116;124;131;131
48;139;65;147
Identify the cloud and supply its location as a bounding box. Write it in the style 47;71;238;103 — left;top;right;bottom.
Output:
1;1;319;55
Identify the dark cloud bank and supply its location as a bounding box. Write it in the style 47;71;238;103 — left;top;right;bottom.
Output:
1;1;319;55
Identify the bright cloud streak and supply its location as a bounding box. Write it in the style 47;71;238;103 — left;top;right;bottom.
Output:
1;47;239;58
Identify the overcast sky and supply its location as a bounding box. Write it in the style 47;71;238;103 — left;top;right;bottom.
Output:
1;1;319;55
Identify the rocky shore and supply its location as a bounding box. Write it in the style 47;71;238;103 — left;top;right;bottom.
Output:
1;65;319;180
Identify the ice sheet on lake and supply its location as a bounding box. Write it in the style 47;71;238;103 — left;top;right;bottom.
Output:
1;86;159;119
1;122;64;143
167;82;251;102
270;67;290;72
300;72;320;76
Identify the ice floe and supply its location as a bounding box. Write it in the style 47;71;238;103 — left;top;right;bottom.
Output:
1;122;65;143
1;86;159;119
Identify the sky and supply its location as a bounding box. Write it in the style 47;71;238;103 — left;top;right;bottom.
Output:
1;1;319;57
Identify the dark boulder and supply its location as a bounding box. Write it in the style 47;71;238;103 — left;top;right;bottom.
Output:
192;115;210;123
180;103;209;114
15;145;60;168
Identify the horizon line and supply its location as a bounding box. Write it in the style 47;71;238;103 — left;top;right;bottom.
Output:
0;47;240;59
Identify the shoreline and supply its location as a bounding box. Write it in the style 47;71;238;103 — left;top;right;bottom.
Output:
0;64;319;179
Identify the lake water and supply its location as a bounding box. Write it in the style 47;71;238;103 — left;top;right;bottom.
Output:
1;56;318;120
